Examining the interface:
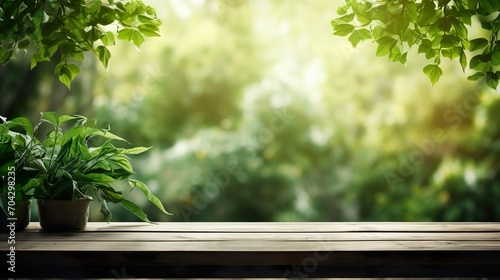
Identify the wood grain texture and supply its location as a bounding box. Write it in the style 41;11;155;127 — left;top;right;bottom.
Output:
3;222;500;278
23;221;500;232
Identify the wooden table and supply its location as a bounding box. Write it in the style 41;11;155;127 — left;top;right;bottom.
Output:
3;222;500;278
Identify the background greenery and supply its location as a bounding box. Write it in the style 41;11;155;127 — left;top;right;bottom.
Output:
1;0;499;222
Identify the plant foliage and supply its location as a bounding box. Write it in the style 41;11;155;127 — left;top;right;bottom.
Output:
0;0;161;88
0;118;39;216
331;0;500;90
0;113;170;222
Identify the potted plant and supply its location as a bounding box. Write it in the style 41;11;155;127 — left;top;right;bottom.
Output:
26;112;170;230
0;116;40;231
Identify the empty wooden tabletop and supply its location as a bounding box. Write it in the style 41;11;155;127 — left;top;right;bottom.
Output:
3;222;500;278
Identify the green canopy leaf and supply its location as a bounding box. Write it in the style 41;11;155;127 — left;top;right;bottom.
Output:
423;64;443;85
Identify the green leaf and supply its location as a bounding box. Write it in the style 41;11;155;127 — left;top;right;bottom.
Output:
351;1;372;19
57;71;73;90
417;39;432;54
467;72;485;80
460;51;467;71
441;47;462;60
117;28;145;47
97;185;125;203
138;24;161;37
470;54;489;71
402;29;419;45
109;162;134;179
468;0;479;10
41;112;59;127
6;117;34;136
418;1;438;25
368;5;392;23
389;45;402;62
70;51;85;62
372;26;385;40
348;29;371;47
400;52;408;64
333;24;355;36
91;129;129;142
423;64;443;85
485;71;499;89
436;18;451;32
66;63;80;79
97;6;117;25
101;31;115;46
124;1;143;16
129;179;171;215
94;45;111;69
386;18;409;36
119;198;151;222
57;63;80;89
469;38;489;51
337;5;347;15
491;50;500;65
375;36;397;57
84;27;103;44
479;0;500;13
73;173;117;183
458;9;474;25
78;173;116;183
65;15;86;30
146;6;157;16
440;35;460;49
405;2;419;22
17;39;30;49
100;200;112;222
122;146;151;155
452;21;468;40
332;13;355;24
138;15;161;26
115;2;126;12
59;115;79;125
58;127;84;147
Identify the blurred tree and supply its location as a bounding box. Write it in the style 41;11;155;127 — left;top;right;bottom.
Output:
3;0;500;223
94;0;263;147
104;0;500;223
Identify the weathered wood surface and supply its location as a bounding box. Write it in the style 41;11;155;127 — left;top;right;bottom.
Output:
3;222;500;278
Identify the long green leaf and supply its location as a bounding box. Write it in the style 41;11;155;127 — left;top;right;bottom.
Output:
100;200;112;222
73;173;117;183
129;179;171;215
119;198;152;222
122;146;151;155
59;115;80;125
91;129;129;142
96;185;125;203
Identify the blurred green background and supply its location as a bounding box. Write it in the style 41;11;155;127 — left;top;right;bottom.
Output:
1;0;500;222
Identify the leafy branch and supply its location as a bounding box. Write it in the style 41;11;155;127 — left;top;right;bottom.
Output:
0;0;162;89
331;0;500;90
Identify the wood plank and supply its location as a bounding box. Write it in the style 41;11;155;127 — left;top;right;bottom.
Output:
15;231;500;242
13;240;500;251
5;222;500;278
16;250;500;266
22;222;500;232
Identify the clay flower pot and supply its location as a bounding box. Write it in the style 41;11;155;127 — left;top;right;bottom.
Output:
37;198;92;231
0;199;31;232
